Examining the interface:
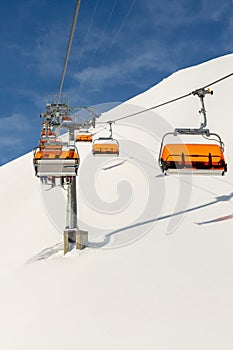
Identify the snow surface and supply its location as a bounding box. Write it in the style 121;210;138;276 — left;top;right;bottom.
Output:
1;54;233;349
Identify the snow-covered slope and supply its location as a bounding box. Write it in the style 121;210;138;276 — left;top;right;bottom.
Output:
1;54;233;350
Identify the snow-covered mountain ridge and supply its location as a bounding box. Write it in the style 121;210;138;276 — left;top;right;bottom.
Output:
1;54;233;350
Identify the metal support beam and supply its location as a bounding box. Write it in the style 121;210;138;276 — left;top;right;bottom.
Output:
63;170;88;254
192;87;213;130
76;230;88;250
70;177;77;231
64;176;77;253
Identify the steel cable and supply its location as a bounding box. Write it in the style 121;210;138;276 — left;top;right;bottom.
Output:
96;71;233;125
58;0;81;103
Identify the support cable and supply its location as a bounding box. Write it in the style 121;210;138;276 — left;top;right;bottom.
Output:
102;0;137;64
89;0;119;67
202;72;233;89
75;0;119;96
58;0;81;103
73;0;101;84
96;72;233;125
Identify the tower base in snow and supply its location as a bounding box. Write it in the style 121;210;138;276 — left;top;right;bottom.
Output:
63;229;88;254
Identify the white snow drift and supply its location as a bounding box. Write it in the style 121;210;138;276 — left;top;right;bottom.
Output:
0;54;233;350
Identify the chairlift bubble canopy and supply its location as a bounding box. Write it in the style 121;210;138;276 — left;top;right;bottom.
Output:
160;142;227;175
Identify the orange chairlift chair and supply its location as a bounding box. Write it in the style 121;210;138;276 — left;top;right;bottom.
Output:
92;121;119;156
76;128;92;142
41;129;55;137
62;115;73;122
159;88;227;175
40;119;56;138
34;138;80;177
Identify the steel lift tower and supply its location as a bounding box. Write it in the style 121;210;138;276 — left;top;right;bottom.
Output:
45;98;88;254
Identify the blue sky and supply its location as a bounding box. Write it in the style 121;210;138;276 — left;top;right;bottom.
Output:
0;0;232;165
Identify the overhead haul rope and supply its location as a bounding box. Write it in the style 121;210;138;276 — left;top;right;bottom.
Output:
73;0;101;81
58;0;81;103
96;71;233;125
88;0;119;67
75;0;118;96
77;0;136;98
102;0;137;64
